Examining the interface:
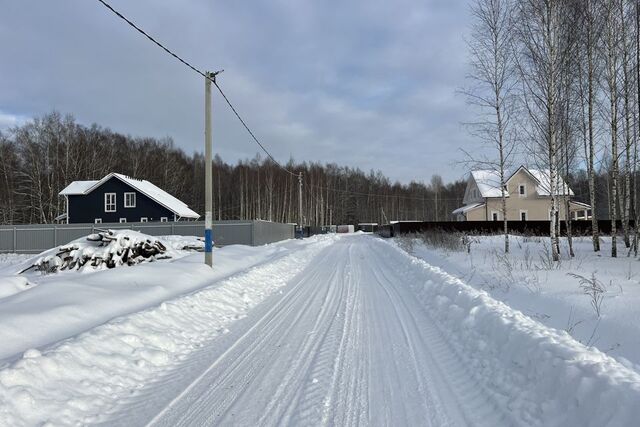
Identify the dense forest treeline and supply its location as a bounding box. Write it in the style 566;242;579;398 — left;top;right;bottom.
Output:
0;112;470;225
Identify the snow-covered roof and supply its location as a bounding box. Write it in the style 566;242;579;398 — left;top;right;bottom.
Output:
59;173;199;219
452;202;485;215
571;200;591;209
512;167;574;196
470;171;506;198
60;180;99;195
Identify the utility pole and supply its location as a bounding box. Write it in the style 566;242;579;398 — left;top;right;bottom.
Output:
298;172;303;237
204;70;222;267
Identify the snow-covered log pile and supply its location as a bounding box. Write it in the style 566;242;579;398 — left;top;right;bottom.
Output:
159;235;205;252
23;230;171;274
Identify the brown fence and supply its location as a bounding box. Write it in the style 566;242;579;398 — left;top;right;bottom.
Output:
376;220;636;238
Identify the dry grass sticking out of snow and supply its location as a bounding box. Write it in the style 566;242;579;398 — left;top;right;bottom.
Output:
384;237;640;426
395;233;640;370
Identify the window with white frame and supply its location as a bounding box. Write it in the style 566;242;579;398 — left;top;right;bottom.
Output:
140;217;148;223
518;184;527;197
491;211;499;221
124;192;136;208
520;210;528;221
160;217;168;222
95;218;102;224
119;218;127;223
105;193;116;212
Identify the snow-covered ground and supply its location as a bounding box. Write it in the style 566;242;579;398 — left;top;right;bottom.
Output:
1;233;639;426
398;234;640;370
0;232;324;364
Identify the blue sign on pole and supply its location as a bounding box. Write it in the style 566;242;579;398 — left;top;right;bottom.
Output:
205;228;213;253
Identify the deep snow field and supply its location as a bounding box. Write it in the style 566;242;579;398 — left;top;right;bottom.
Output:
397;234;640;370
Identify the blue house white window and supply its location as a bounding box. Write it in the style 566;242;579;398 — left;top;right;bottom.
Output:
124;192;136;208
105;193;116;212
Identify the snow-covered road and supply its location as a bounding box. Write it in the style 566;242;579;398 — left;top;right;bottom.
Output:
2;234;640;426
141;235;497;426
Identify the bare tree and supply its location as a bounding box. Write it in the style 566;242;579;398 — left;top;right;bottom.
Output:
576;0;602;252
618;0;634;249
515;0;573;261
464;0;517;253
603;0;621;257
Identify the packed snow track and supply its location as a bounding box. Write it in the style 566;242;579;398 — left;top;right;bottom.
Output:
142;235;487;426
2;234;639;426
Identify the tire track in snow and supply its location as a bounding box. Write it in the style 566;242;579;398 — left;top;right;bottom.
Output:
366;241;509;426
148;242;351;426
145;235;502;426
147;246;341;426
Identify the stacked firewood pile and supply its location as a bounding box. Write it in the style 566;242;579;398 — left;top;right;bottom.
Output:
23;230;170;274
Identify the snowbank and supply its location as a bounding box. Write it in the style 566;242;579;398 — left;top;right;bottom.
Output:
0;235;335;426
0;233;320;364
158;235;204;251
0;276;33;299
385;239;640;426
405;235;640;370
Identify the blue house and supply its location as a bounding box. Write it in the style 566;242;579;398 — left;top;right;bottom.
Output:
59;173;199;224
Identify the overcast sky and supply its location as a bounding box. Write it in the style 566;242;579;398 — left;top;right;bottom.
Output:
0;0;480;184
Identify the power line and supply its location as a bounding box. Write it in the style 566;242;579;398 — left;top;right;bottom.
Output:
212;81;297;176
96;0;206;79
95;0;298;176
94;0;463;204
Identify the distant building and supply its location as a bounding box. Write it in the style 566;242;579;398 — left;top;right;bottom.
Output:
59;172;199;224
453;166;591;221
357;223;378;232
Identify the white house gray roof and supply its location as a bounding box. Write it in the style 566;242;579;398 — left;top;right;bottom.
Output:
59;173;199;219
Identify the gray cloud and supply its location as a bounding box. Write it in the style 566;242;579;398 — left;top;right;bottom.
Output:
0;0;484;183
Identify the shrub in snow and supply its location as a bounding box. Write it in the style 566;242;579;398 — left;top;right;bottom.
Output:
21;230;170;274
568;272;607;318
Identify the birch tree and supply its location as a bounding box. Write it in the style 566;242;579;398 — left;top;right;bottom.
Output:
603;0;621;257
576;0;603;252
464;0;516;253
515;0;572;261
